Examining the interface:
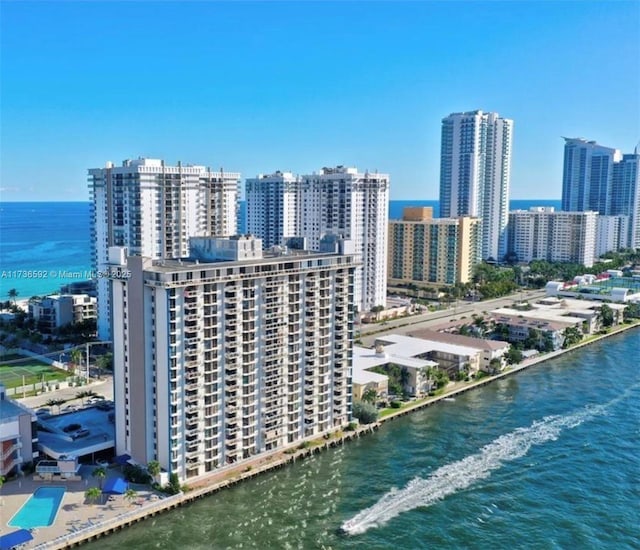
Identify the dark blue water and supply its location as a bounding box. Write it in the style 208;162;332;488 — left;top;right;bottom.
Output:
0;199;561;299
85;328;639;549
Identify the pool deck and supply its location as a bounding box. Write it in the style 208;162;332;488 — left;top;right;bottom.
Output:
0;467;162;548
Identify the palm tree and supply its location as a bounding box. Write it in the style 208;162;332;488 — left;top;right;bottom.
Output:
70;348;83;377
7;289;18;306
361;388;377;404
92;467;107;489
124;488;137;506
76;390;96;406
147;460;161;478
85;486;102;506
45;398;66;414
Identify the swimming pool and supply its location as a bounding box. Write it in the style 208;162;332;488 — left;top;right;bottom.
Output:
9;486;66;529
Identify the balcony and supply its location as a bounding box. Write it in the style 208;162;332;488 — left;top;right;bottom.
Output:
1;441;22;460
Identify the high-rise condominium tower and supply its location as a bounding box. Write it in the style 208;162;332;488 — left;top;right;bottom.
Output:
89;158;240;340
611;151;640;249
507;207;598;267
439;110;513;261
561;138;621;213
561;139;639;249
246;166;389;312
106;237;356;481
387;207;481;287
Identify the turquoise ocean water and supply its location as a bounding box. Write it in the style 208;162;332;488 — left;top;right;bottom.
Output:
84;329;639;549
0;199;561;300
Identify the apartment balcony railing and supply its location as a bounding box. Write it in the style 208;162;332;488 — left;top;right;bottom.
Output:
1;441;23;461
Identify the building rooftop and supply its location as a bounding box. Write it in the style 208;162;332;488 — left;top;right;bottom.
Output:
352;345;437;385
489;311;577;332
407;329;509;351
37;406;115;460
374;334;481;359
0;396;34;422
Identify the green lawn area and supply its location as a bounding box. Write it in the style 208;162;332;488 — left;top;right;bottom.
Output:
0;353;69;389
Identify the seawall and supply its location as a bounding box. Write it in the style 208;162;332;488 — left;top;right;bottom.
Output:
35;320;640;549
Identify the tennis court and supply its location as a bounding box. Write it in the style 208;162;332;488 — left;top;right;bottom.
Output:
0;353;69;389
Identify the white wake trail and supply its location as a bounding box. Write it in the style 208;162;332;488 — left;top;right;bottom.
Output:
341;402;608;535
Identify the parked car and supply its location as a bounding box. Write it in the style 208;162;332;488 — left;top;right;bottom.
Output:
72;429;90;439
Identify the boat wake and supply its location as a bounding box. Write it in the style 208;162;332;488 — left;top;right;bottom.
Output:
341;402;609;535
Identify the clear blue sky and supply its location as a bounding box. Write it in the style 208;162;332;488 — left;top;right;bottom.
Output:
1;1;638;201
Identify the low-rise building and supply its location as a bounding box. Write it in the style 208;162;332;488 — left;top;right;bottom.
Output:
29;294;97;333
0;384;38;476
361;333;482;382
489;311;578;350
352;343;437;398
407;329;510;372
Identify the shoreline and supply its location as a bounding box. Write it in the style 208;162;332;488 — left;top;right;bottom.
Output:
19;320;640;549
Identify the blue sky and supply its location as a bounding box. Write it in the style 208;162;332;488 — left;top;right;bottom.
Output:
1;1;638;201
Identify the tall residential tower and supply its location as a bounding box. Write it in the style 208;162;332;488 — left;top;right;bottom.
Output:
439;110;513;261
89;158;240;340
561;139;640;250
106;237;356;481
246;166;389;312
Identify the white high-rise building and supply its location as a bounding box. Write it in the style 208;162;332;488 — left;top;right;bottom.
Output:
246;166;389;312
439;110;513;261
596;215;630;257
507;207;598;267
89;158;240;340
246;171;300;248
107;236;356;482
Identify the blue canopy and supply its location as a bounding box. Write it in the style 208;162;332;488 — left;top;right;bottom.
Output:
0;529;33;550
114;453;131;465
102;476;128;494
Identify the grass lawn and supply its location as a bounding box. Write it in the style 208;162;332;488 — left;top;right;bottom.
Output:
0;353;69;389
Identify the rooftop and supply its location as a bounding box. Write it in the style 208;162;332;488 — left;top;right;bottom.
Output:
374;334;481;359
37;406;115;459
407;329;509;351
0;395;34;422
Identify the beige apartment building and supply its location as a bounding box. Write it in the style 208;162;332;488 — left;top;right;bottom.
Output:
388;207;480;287
107;236;356;482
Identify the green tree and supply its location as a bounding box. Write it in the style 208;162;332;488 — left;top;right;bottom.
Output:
124;488;137;506
505;347;523;365
488;358;503;374
562;326;583;348
361;387;378;404
92;467;107;489
598;304;615;328
45;398;66;414
624;302;640;320
0;474;5;490
7;289;18;305
147;460;161;478
96;352;113;374
352;401;379;424
85;486;102;505
70;348;83;377
76;390;96;406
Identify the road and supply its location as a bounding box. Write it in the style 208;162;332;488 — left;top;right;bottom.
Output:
358;289;547;347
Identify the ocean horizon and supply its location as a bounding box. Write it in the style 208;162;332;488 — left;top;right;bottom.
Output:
0;199;562;299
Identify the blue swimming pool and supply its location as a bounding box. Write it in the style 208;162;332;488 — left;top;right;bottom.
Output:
9;486;66;529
